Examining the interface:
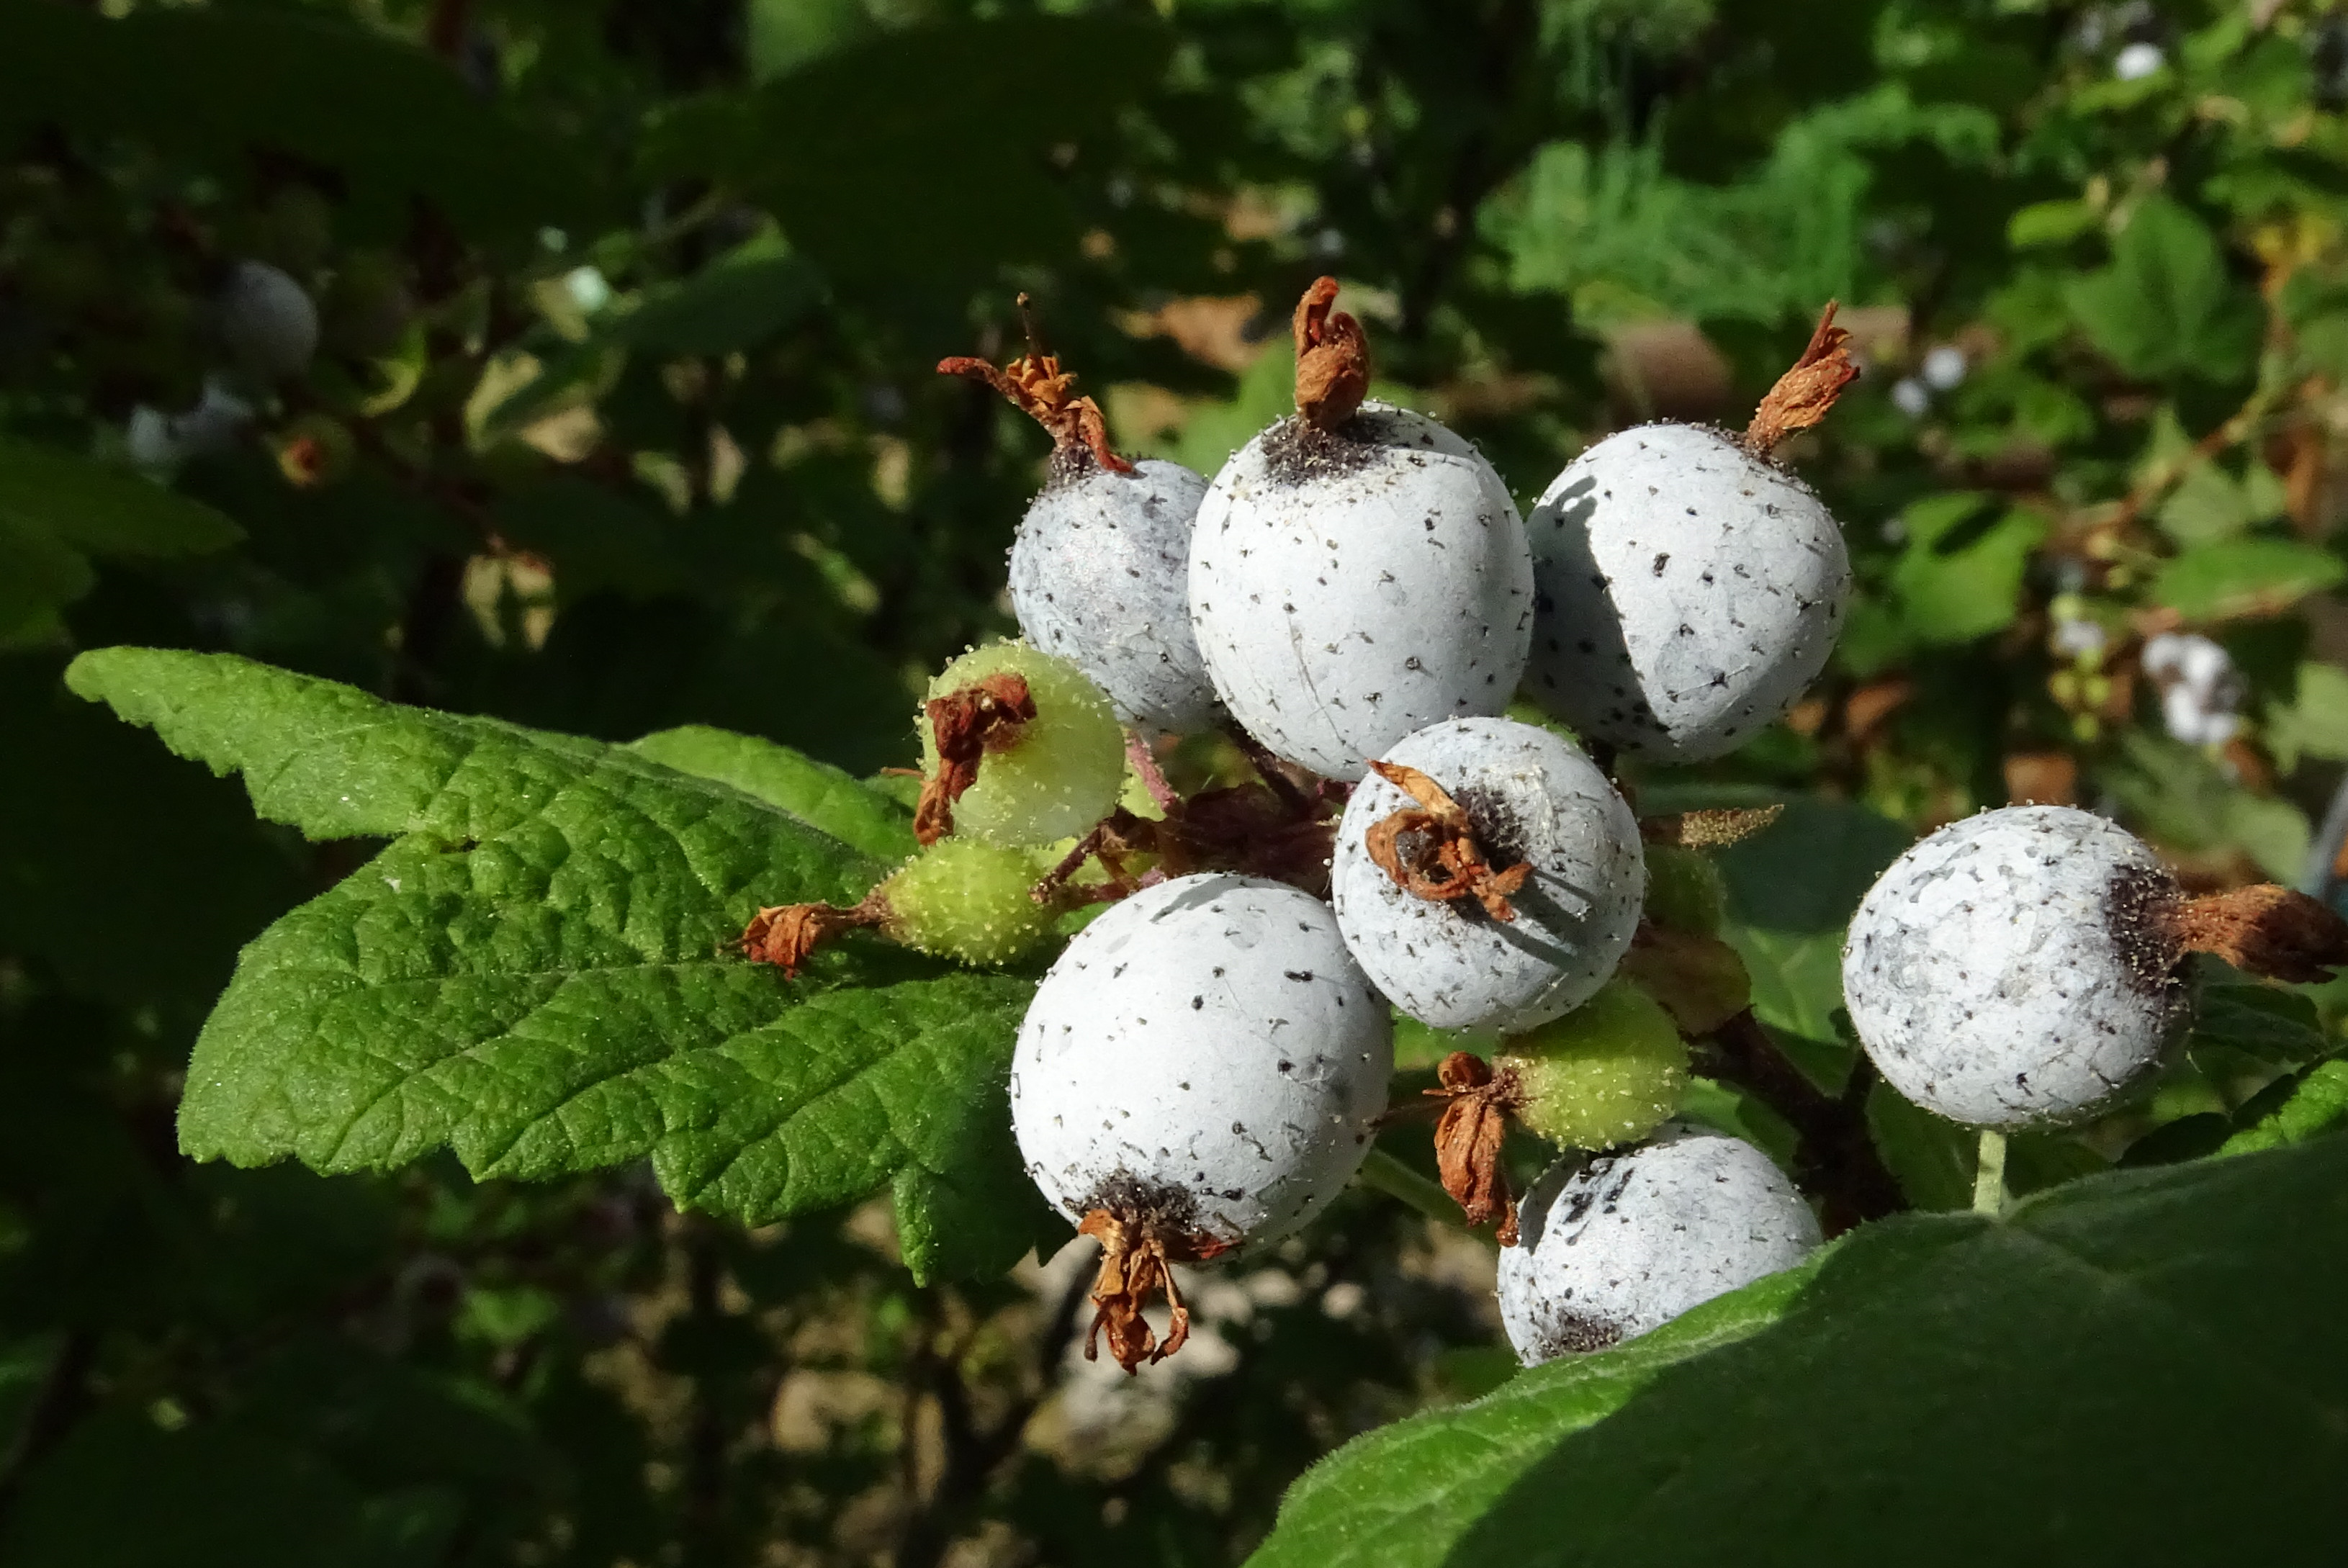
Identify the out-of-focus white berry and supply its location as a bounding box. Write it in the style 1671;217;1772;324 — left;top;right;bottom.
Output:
2052;615;2108;660
2114;41;2164;81
1920;345;1968;391
1891;377;1931;417
2143;632;2241;748
216;260;318;379
565;266;613;315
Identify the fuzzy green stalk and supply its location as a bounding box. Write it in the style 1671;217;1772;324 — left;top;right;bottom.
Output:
1972;1128;2008;1217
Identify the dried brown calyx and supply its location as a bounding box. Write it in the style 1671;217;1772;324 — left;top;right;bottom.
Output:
1028;725;1344;906
1363;760;1531;921
913;672;1037;846
1292;275;1370;432
740;889;886;977
2155;883;2348;985
1742;301;1858;455
1639;803;1784;850
1425;1051;1525;1245
937;294;1133;477
1078;1205;1233;1374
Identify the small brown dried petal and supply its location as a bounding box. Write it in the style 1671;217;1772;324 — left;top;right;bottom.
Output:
1292;276;1369;432
739;892;886;977
2159;883;2348;986
1743;301;1858;454
1364;760;1532;921
914;672;1037;846
1078;1208;1233;1374
937;298;1135;474
1424;1051;1525;1244
1639;804;1784;850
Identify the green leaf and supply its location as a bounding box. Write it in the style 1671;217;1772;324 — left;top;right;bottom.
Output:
1864;1080;2105;1210
2005;197;2097;249
2221;1059;2348;1152
604;235;825;357
1249;1257;1829;1568
2102;730;2311;880
646;17;1172;285
0;441;243;557
2190;978;2328;1066
2264;661;2348;772
2155;460;2280;546
1;1414;374;1568
1249;1135;2348;1568
2154;536;2346;621
67;648;1051;1281
0;4;599;240
2064;196;2262;381
1889;500;2046;646
0;442;242;638
629;726;917;864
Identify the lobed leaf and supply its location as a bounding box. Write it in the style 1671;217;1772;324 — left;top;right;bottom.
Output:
71;648;1054;1281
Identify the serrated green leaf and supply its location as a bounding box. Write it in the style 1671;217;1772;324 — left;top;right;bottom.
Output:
2221;1058;2348;1153
2064;196;2262;382
2154;536;2346;622
69;648;1051;1281
2190;978;2327;1065
629;726;917;863
1888;503;2046;645
1251;1136;2348;1568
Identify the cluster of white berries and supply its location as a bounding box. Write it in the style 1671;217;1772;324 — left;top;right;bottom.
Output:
127;259;318;472
2141;631;2242;749
983;283;1865;1370
791;281;2340;1377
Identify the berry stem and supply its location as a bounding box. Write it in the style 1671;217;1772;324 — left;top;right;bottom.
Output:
1124;730;1182;814
1354;1148;1496;1247
1221;720;1317;818
1972;1129;2008;1217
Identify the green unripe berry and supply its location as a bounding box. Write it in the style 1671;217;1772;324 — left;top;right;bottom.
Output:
1642;844;1725;934
919;641;1124;847
1496;981;1688;1151
880;839;1057;966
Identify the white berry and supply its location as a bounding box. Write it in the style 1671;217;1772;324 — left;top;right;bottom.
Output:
1842;805;2190;1130
1009;458;1218;735
216;260;319;379
1497;1124;1820;1364
1010;873;1393;1248
1331;717;1642;1032
1525;423;1848;762
1189;402;1534;779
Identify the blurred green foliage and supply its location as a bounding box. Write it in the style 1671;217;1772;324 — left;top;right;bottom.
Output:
6;1;2348;1564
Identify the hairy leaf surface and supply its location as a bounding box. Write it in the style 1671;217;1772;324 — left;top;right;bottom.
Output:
70;649;1051;1281
1250;1136;2348;1567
